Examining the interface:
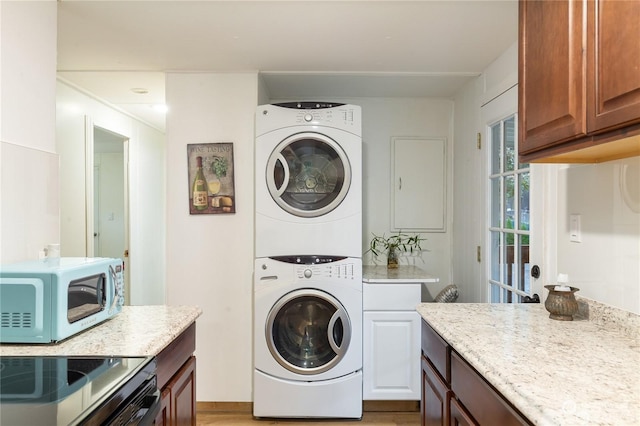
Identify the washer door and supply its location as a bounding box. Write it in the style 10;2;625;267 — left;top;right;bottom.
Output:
266;132;351;217
266;289;351;375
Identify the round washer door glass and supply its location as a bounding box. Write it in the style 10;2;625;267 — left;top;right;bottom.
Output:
266;132;351;217
266;289;351;375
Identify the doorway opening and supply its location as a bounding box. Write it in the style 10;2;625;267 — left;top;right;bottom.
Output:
92;126;127;258
86;122;130;303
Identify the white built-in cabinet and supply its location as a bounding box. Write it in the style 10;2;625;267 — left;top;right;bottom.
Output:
363;266;439;401
391;137;446;232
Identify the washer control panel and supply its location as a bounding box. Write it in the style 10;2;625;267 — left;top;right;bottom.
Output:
267;255;358;281
296;262;356;281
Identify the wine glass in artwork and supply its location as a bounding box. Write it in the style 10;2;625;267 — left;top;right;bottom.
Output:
208;178;221;196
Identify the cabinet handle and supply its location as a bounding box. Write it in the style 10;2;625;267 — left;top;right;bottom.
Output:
399;177;402;190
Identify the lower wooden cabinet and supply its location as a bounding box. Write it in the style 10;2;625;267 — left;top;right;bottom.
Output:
155;323;197;426
421;320;529;426
450;351;525;426
157;387;172;426
449;397;477;426
164;356;196;426
421;356;449;426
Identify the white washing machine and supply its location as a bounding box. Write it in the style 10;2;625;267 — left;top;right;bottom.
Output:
255;102;362;258
253;255;362;419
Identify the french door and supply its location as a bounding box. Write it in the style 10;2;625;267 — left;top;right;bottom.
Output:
482;86;543;303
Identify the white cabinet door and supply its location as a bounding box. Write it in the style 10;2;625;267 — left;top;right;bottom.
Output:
392;137;446;231
363;311;421;400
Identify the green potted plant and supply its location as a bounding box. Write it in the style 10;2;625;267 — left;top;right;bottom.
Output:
366;230;425;268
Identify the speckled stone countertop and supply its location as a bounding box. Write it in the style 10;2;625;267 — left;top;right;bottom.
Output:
363;265;439;283
416;302;639;426
0;305;202;357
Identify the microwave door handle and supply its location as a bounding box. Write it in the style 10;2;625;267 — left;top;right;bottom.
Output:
108;265;120;314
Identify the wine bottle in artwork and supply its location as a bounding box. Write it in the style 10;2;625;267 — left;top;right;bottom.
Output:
192;156;208;210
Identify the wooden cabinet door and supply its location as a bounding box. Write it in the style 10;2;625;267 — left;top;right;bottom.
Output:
587;0;640;132
156;387;172;426
449;397;478;426
519;0;587;153
171;356;196;426
421;356;449;426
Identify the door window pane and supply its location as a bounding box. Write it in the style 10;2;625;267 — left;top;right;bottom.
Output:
491;123;501;175
519;234;530;294
505;175;515;229
504;116;515;172
519;171;530;231
490;231;501;282
490;177;501;227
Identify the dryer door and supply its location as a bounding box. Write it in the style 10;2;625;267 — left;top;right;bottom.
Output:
266;132;351;217
266;289;351;375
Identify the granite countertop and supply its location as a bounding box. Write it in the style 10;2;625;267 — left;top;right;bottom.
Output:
416;302;640;426
0;305;202;357
363;265;439;283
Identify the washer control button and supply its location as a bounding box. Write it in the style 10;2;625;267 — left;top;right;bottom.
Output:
304;113;313;122
304;269;312;278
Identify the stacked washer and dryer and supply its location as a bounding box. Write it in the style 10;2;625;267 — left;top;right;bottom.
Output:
253;102;363;418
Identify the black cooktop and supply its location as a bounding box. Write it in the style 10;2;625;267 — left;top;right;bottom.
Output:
0;356;151;425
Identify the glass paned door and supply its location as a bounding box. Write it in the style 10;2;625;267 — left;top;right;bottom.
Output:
488;115;531;303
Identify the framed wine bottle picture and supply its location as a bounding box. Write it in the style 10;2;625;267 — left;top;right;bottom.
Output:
187;143;236;215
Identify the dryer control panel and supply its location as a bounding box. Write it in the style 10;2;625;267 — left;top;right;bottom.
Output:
290;107;357;126
255;102;361;138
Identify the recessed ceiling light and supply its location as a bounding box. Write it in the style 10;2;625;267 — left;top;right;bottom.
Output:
131;88;149;94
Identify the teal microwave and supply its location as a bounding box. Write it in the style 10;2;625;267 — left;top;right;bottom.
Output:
0;257;124;343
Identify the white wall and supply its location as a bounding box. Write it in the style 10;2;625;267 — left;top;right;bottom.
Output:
0;0;58;263
0;0;56;152
556;159;640;313
452;43;519;302
56;80;166;306
270;97;455;298
360;98;454;298
165;72;259;402
451;77;484;302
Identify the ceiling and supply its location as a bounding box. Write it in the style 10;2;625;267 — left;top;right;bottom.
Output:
57;0;518;132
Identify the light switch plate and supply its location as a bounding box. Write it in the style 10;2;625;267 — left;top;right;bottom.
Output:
569;214;581;243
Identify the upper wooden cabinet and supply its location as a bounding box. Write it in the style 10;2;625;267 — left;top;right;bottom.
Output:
518;0;640;163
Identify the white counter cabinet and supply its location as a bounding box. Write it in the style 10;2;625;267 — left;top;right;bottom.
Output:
362;265;439;401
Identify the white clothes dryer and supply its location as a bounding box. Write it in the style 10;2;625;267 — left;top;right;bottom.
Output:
253;255;362;419
255;102;362;258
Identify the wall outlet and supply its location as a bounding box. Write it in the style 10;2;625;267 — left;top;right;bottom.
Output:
569;214;582;243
